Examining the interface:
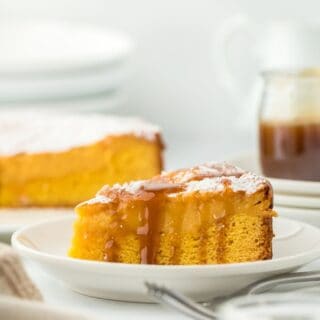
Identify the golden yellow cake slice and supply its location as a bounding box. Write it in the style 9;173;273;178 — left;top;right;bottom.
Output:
0;113;163;207
69;163;276;265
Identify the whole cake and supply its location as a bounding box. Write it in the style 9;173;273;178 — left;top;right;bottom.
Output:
69;163;276;265
0;112;163;207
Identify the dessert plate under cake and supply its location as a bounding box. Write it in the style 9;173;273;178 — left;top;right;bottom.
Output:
0;208;74;241
12;215;320;302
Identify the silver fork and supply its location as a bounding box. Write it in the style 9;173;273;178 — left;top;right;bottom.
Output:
146;271;320;320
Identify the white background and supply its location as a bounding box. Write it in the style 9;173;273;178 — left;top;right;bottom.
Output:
1;2;320;318
0;0;318;167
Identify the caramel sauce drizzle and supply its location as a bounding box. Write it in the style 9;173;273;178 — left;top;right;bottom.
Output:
138;194;166;264
198;200;209;264
137;183;185;264
98;165;270;265
215;204;227;264
171;212;183;265
102;185;184;264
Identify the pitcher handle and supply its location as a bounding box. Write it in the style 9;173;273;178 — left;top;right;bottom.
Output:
213;14;256;101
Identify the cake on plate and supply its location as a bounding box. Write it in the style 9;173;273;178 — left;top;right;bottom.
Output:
69;163;276;265
0;113;163;207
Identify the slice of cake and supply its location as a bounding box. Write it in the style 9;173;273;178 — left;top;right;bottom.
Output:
0;113;163;207
69;163;276;265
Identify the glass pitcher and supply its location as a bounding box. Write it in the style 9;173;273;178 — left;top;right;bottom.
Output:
259;69;320;181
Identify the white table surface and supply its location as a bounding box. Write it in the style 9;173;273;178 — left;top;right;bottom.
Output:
9;141;320;319
22;258;320;320
24;261;185;319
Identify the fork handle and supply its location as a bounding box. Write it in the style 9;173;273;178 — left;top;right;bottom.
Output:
146;282;217;320
248;271;320;295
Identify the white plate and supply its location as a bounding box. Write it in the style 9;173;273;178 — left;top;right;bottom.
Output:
0;208;74;240
276;206;320;228
0;20;133;74
231;153;320;196
11;216;320;303
275;194;320;209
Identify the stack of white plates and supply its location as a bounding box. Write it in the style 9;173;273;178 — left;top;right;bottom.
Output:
0;19;133;111
232;154;320;228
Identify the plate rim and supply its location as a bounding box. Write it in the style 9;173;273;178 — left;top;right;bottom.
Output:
275;206;320;214
274;194;320;209
230;152;320;196
11;216;320;276
0;20;134;74
0;208;74;235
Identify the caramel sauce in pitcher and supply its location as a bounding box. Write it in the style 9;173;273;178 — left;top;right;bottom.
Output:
260;121;320;181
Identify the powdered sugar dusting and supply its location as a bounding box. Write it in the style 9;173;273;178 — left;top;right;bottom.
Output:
115;180;147;194
162;162;245;184
185;172;267;194
0;112;160;156
85;195;112;205
172;170;196;183
201;162;245;176
186;178;226;193
231;173;268;193
90;163;269;204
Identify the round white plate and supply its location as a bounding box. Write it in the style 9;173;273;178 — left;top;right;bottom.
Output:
0;63;130;102
0;19;133;74
276;206;320;228
0;208;74;241
231;153;320;196
12;216;320;303
275;194;320;209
